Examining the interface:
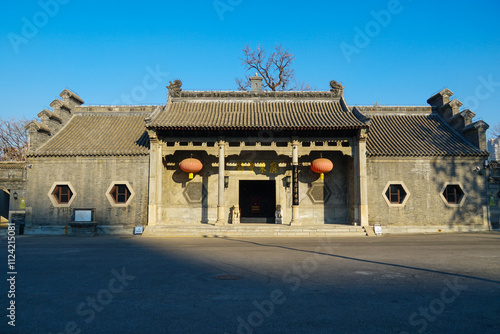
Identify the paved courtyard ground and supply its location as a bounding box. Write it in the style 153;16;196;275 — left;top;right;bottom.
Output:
1;233;499;333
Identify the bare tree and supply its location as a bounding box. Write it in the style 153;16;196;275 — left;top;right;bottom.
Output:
235;44;311;91
0;117;30;161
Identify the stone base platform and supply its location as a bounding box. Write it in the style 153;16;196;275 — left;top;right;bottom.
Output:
379;225;490;234
1;224;491;237
143;224;368;238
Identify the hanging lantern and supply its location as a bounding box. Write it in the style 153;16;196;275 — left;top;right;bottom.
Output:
311;158;333;179
180;158;203;179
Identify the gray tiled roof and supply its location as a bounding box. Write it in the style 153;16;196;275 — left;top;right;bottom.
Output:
31;114;149;157
367;114;487;157
0;162;26;170
147;100;366;130
30;99;486;158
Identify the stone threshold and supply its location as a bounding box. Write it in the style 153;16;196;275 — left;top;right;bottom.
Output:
143;224;368;237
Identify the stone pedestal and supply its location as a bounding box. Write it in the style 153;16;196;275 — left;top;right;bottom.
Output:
69;222;97;236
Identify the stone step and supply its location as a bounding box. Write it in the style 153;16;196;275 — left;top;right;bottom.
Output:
380;225;489;234
144;224;368;237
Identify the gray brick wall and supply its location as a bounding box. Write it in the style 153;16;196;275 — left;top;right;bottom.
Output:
367;157;487;226
25;156;149;228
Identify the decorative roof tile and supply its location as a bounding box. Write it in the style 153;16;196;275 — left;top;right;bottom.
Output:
367;114;488;157
30;114;150;157
0;162;27;170
147;100;366;130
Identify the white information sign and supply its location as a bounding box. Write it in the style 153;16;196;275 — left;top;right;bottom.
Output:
134;226;144;235
374;224;383;236
74;210;93;222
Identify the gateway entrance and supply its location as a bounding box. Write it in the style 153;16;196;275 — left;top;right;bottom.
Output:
239;180;276;223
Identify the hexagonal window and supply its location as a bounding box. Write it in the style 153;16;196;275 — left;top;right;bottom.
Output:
48;182;77;207
385;184;406;204
439;183;467;208
52;185;73;204
382;182;410;207
110;184;131;204
443;185;464;205
106;181;135;207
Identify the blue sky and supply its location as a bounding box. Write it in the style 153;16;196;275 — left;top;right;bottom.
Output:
1;0;499;135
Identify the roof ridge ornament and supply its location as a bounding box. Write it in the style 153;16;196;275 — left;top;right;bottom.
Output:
249;74;263;92
167;79;183;97
330;80;344;97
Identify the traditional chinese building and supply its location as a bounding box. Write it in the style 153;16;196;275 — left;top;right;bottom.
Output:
1;77;493;236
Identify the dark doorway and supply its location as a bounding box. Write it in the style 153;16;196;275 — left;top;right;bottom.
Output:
0;189;9;222
239;180;276;223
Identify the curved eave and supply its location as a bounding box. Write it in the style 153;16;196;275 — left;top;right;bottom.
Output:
367;152;489;158
28;152;150;158
149;125;367;131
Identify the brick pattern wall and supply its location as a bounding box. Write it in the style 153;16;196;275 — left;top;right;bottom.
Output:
25;156;149;227
367;157;487;226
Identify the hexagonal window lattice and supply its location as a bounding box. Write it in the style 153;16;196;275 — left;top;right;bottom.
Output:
48;182;77;207
183;182;206;204
385;184;407;204
442;185;464;205
52;185;73;204
109;184;132;204
307;182;332;204
105;181;135;207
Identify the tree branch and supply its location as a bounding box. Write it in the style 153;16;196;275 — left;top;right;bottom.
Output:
0;117;30;161
235;44;310;92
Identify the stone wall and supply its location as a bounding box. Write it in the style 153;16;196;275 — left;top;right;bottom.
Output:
160;150;352;225
25;156;149;231
0;162;27;226
367;157;488;227
298;152;352;224
0;162;27;190
161;151;218;225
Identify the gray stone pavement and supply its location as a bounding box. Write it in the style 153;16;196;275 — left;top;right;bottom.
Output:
1;233;499;334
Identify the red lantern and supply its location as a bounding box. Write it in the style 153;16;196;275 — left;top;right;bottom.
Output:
311;158;333;179
180;158;203;179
